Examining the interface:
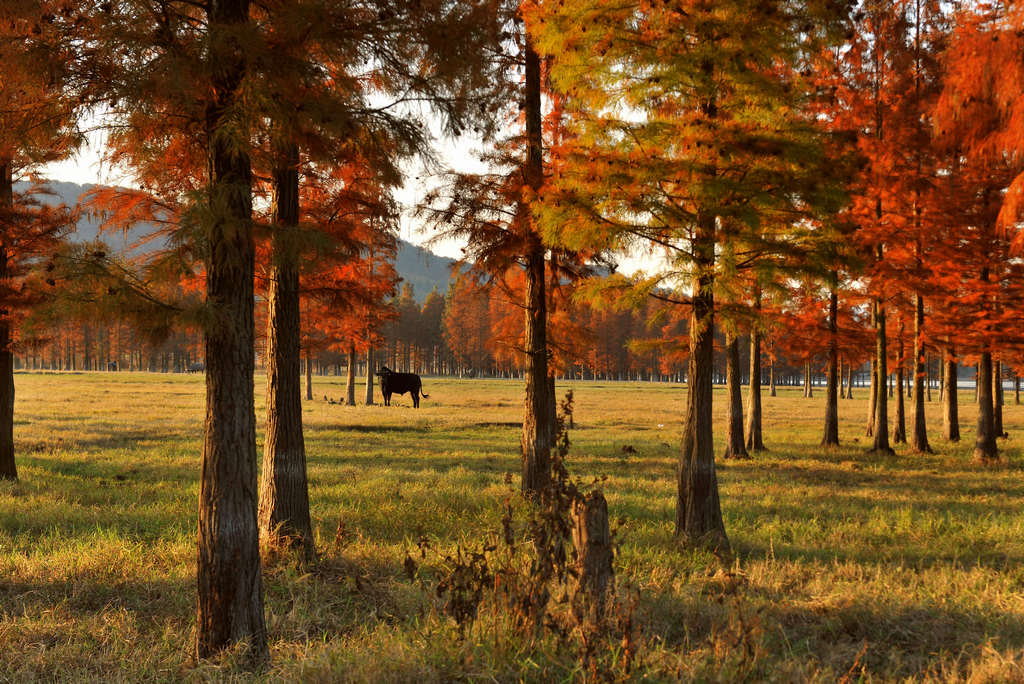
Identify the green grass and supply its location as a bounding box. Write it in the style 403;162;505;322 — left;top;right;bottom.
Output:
1;371;1023;681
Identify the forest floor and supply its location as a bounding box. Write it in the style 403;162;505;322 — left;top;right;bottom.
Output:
1;372;1023;681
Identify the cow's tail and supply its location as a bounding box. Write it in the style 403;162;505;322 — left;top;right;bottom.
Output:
419;383;428;399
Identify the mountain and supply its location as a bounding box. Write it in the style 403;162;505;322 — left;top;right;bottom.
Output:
20;180;456;303
395;241;457;302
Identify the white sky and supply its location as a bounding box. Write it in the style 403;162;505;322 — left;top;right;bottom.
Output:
40;122;485;261
40;121;652;273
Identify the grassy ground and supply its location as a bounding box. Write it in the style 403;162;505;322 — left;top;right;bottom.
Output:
1;371;1022;681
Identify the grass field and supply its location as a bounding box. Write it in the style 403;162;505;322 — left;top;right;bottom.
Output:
1;371;1023;681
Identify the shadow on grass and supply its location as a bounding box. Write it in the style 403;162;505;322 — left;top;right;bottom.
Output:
0;576;191;620
641;579;1024;678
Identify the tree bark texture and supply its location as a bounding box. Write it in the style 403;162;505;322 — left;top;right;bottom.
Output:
866;302;878;437
745;324;765;452
769;359;776;397
305;351;312;401
520;39;552;496
822;285;839;447
893;364;906;444
345;344;356;406
974;351;998;462
570;490;614;626
676;212;728;553
803;360;812;398
892;320;906;444
943;354;959;442
993;360;1005;438
871;298;894;454
259;145;314;562
723;334;748;459
364;347;375;405
197;0;268;664
0;162;15;481
910;294;931;452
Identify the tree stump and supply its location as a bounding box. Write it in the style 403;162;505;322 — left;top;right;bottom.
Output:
571;491;614;625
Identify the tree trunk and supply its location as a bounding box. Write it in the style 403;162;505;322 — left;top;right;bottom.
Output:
723;334;748;459
570;491;614;626
845;362;854;399
520;38;552;496
259;144;315;564
910;296;931;454
745;321;765;452
893;365;906;444
926;354;932;402
364;347;375;405
993;360;1005;438
974;351;998;462
197;0;268;663
345;344;356;406
675;210;728;553
0;162;15;481
943;353;959;442
939;356;945;403
871;297;894;454
866;348;877;436
1015;375;1020;405
803;360;813;398
892;319;906;444
305;351;312;401
822;283;839;447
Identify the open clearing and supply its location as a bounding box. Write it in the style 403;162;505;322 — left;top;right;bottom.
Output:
1;372;1023;681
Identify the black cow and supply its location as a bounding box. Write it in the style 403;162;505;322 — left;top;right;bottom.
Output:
376;366;429;407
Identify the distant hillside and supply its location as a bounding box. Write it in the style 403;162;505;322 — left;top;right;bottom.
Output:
21;180;456;303
395;241;457;302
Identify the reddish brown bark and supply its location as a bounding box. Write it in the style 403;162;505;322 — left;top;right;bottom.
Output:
196;0;268;664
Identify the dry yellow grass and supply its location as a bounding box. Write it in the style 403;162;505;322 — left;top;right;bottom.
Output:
1;371;1022;681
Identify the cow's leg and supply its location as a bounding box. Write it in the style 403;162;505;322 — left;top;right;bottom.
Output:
412;391;419;408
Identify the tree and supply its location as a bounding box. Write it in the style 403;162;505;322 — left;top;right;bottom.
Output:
0;1;80;481
528;0;848;551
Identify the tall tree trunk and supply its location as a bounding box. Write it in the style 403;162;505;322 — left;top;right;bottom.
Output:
974;351;998;462
197;0;268;663
892;319;906;444
364;347;375;405
803;360;812;398
909;296;931;454
305;351;312;401
745;316;765;452
723;334;748;459
547;253;558;430
871;296;894;454
866;343;877;436
520;38;552;496
676;209;728;553
768;359;776;397
926;354;932;402
993;360;1005;438
939;356;945;402
893;366;906;444
344;344;356;406
1015;375;1020;405
943;352;959;442
822;283;839;447
259;144;314;563
0;161;15;481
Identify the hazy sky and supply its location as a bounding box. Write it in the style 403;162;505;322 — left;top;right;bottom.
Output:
39;122;486;261
40;120;652;274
